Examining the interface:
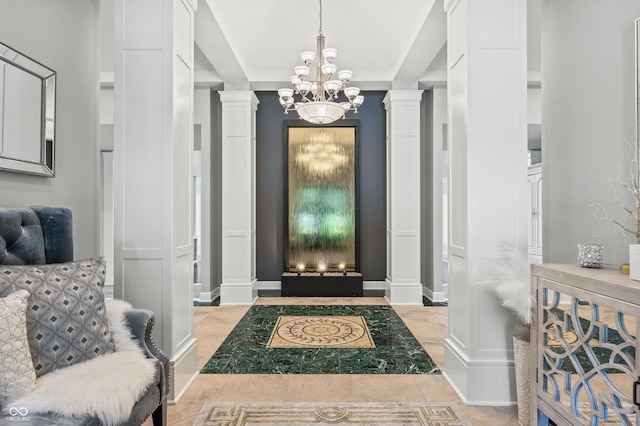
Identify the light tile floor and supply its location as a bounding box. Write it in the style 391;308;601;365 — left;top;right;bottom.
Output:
148;297;519;425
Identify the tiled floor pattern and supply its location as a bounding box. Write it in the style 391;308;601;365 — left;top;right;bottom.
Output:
201;305;440;374
266;315;375;348
151;297;519;425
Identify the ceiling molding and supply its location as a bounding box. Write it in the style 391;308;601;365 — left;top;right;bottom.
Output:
394;0;446;83
194;0;248;84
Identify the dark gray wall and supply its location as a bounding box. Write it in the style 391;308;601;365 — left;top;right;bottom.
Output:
421;90;433;295
211;90;222;292
256;91;387;281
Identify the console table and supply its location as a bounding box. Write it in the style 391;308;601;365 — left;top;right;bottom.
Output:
531;263;640;425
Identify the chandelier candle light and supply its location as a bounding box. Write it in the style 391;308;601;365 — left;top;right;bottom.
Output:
278;0;364;124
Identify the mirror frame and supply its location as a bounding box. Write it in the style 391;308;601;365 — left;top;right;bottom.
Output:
0;42;56;177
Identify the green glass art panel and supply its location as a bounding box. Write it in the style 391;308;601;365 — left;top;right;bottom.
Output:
288;127;355;272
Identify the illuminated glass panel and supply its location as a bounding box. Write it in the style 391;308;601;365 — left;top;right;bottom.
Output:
287;127;356;272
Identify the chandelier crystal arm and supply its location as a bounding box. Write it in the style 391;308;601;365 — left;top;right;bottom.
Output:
277;0;364;124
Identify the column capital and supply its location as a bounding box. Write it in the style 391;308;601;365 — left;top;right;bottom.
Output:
383;90;424;107
219;91;259;110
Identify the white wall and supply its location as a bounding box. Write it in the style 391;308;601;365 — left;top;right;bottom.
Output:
542;1;640;265
100;89;114;126
528;87;541;124
0;0;101;260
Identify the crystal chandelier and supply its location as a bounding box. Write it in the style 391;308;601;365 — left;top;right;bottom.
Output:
278;0;364;124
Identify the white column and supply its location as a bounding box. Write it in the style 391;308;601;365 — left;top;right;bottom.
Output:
194;88;215;303
424;87;449;304
443;0;528;404
383;90;424;305
113;0;198;402
219;91;259;304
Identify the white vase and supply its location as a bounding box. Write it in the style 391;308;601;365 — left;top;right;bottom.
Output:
630;244;640;281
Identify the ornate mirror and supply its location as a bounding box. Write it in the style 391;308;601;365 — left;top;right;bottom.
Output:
0;42;56;176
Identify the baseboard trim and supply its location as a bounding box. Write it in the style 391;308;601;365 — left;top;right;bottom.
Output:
168;338;198;404
197;287;220;304
364;280;386;290
220;280;258;305
443;337;516;405
257;280;281;290
423;286;448;303
384;280;423;305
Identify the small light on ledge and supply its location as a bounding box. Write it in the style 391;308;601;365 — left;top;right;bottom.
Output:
339;263;346;275
297;263;305;275
318;263;326;275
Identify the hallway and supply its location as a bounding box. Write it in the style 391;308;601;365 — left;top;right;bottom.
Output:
153;297;519;425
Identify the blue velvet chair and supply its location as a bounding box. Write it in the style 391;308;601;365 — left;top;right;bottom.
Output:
0;206;169;426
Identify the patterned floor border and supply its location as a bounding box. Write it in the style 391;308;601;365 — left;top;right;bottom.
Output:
194;401;472;426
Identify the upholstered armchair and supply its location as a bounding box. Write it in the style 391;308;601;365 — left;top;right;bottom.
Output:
0;206;169;426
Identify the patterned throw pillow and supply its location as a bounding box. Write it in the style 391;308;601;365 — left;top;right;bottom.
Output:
0;257;114;377
0;290;37;410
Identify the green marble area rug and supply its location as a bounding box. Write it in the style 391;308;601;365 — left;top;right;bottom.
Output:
201;305;441;374
194;402;471;425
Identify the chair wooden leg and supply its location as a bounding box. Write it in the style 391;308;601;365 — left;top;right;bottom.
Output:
152;400;167;426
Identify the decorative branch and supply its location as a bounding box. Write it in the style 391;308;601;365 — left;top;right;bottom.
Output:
592;141;640;244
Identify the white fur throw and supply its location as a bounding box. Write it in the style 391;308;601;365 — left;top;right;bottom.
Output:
5;300;157;426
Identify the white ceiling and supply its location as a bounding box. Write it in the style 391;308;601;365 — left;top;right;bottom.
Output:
195;0;448;90
102;0;541;90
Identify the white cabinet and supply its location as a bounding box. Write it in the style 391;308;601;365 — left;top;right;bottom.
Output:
528;164;543;263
